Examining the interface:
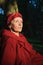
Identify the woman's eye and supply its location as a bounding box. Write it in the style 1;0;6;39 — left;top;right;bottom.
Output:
15;20;18;23
16;21;18;22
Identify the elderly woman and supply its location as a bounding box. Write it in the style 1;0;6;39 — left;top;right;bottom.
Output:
1;12;43;65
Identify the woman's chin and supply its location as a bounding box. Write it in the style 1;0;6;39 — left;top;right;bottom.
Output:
17;30;22;33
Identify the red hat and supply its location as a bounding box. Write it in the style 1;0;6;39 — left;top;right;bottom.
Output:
7;12;22;24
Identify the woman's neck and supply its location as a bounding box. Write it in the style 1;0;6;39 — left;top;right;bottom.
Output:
11;30;19;36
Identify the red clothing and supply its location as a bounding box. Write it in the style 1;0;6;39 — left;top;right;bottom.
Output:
1;29;43;65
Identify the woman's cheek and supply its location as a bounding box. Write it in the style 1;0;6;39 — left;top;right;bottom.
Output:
12;24;15;29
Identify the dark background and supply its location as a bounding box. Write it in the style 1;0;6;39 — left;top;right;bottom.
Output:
0;0;43;54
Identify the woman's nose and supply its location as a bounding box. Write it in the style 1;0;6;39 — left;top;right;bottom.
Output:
19;22;22;26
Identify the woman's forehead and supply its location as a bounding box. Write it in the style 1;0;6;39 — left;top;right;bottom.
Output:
13;17;23;21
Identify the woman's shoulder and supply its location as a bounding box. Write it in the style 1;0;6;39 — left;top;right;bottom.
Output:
20;33;26;39
1;29;16;44
1;34;17;51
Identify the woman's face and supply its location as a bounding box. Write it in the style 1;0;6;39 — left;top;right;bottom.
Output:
11;17;23;33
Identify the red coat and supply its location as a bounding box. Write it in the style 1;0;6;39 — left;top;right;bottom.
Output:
1;29;43;65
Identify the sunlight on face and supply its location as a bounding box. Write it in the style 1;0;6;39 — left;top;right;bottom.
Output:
11;17;23;33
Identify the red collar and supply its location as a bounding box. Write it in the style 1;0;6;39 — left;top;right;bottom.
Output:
2;29;26;47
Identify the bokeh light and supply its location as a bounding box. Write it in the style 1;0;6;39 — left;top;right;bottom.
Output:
0;8;4;15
